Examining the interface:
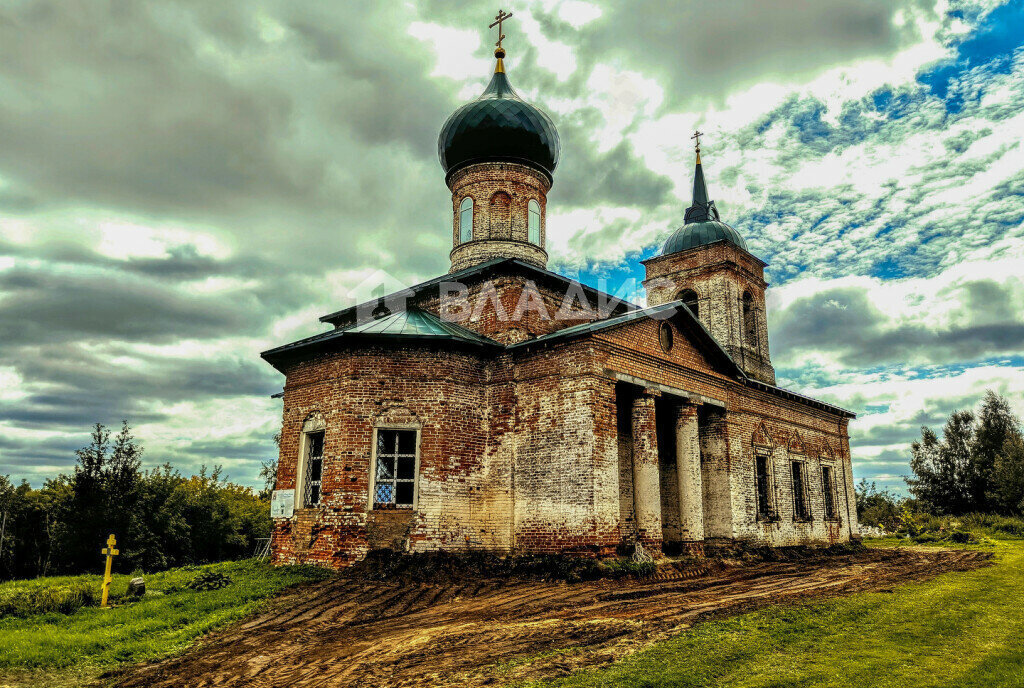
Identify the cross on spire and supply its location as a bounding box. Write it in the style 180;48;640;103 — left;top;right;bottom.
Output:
691;130;703;155
490;9;513;52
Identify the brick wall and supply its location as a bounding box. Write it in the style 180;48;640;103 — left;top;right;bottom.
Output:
643;242;775;384
448;162;550;272
270;272;856;569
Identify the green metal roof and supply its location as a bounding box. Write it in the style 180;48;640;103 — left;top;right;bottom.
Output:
343;308;495;343
261;308;499;367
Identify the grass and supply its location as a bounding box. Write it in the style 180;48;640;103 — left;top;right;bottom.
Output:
517;536;1024;688
0;559;332;687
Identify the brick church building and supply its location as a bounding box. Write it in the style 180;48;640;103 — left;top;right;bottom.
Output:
262;39;859;568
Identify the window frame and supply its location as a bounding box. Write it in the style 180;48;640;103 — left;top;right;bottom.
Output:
754;450;776;522
459;197;474;244
821;464;839;521
295;416;327;510
527;199;541;245
368;425;422;511
791;460;811;522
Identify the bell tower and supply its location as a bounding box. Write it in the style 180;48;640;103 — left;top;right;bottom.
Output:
642;136;775;384
437;12;560;273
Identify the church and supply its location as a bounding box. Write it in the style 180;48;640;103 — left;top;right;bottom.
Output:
262;26;859;568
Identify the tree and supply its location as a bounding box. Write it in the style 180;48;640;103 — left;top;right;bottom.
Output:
906;412;976;515
974;391;1022;511
1;421;273;580
906;391;1023;515
992;436;1024;515
258;432;281;499
855;479;902;531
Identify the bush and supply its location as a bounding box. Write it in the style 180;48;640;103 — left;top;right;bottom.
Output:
0;582;97;618
961;513;1024;538
187;572;233;591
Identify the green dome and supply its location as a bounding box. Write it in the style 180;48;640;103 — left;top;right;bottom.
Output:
438;62;559;182
663;220;748;254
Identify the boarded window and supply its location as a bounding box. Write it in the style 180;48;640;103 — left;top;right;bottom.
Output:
755;453;772;520
822;466;837;520
459;197;473;244
374;429;417;509
528;199;541;244
792;461;809;520
302;430;325;507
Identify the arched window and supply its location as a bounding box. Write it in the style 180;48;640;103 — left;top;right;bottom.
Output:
678;289;699;321
742;291;757;348
459;197;473;244
528;199;541;245
300;414;327;508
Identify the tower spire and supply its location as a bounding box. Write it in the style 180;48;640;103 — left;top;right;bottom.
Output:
684;131;718;224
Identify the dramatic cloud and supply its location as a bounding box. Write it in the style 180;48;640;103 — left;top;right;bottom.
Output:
0;0;1021;493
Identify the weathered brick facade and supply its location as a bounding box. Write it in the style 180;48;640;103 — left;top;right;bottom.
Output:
261;50;859;569
264;266;858;566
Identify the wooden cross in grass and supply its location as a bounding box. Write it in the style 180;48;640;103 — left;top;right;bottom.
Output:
101;534;119;608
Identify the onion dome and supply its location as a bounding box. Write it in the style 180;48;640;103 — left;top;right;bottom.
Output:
438;49;560;183
662;148;748;254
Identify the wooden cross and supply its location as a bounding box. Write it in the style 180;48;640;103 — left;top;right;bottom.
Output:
100;533;119;608
490;9;513;50
691;129;703;155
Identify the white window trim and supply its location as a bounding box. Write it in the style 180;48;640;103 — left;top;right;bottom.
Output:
368;425;422;511
459;197;474;244
528;199;541;245
296;416;326;509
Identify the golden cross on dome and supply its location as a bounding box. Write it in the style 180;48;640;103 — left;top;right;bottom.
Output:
691;129;703;155
490;9;513;51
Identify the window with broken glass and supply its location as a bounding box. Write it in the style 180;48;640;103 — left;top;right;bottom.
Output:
373;429;417;509
822;465;838;520
755;452;774;520
792;461;810;521
302;430;325;507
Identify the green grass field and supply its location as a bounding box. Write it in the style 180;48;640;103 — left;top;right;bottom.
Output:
520;537;1024;688
0;559;331;688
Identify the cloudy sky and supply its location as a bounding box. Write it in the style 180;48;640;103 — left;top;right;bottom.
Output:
1;0;1021;492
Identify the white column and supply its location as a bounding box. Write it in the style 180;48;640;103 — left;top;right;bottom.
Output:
631;392;663;552
675;403;705;541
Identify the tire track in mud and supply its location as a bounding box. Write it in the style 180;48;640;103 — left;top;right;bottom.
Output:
111;547;991;688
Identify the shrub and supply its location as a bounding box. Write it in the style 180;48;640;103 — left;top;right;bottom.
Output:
961;513;1024;538
186;572;232;591
0;582;97;618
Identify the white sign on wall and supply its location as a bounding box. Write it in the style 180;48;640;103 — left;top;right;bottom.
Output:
271;489;295;519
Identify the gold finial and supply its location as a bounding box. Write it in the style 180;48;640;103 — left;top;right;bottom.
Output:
691;129;703;164
490;9;513;65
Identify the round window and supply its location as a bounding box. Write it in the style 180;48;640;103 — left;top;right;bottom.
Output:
659;322;673;353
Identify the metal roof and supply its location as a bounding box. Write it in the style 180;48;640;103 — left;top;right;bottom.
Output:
261;308;499;369
662;153;748;255
438;60;560;182
318;257;640;327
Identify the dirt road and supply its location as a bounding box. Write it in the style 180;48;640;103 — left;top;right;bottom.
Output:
113;547;990;688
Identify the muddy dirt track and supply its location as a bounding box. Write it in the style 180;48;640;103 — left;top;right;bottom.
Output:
112;547;990;688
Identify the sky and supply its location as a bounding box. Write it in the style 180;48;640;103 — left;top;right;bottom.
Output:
0;0;1021;493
